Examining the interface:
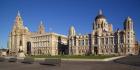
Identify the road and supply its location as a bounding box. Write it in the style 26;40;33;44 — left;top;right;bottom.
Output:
0;55;140;70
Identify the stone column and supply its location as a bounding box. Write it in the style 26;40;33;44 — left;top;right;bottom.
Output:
22;35;24;52
91;36;94;54
113;37;114;45
76;39;78;46
117;32;120;54
16;34;20;55
11;35;15;55
84;39;86;46
113;37;114;53
76;46;79;55
8;35;11;55
108;37;110;54
72;37;74;46
98;37;101;54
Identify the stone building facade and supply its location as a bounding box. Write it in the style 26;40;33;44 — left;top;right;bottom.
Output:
68;10;138;55
8;10;139;56
8;11;67;56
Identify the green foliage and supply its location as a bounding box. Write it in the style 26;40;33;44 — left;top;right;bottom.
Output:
30;55;116;59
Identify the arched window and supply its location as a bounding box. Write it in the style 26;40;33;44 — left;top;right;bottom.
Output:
27;41;31;55
19;40;22;46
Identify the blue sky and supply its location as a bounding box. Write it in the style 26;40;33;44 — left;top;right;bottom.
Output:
0;0;140;48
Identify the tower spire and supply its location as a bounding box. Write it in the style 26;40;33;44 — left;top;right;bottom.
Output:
127;16;131;21
99;9;103;15
38;21;45;34
13;10;23;29
124;16;133;30
40;20;43;25
17;10;20;17
69;25;76;36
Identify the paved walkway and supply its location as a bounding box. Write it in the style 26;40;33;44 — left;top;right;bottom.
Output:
1;55;140;70
114;55;140;66
33;56;125;61
4;56;125;61
0;60;140;70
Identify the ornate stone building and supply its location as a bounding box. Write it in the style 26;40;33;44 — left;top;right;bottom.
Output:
68;10;138;55
8;10;139;56
8;11;67;56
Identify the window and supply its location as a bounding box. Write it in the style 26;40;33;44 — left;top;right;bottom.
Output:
128;45;130;48
94;37;98;44
120;39;123;43
86;39;88;46
106;38;108;44
128;49;130;52
98;24;100;28
128;35;129;38
78;40;80;46
111;49;112;52
128;32;129;34
111;37;113;44
81;40;83;46
101;38;104;45
19;40;22;46
74;38;76;46
128;40;129;43
82;40;84;45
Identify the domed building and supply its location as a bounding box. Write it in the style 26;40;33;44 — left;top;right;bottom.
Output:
8;10;139;56
68;10;139;55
